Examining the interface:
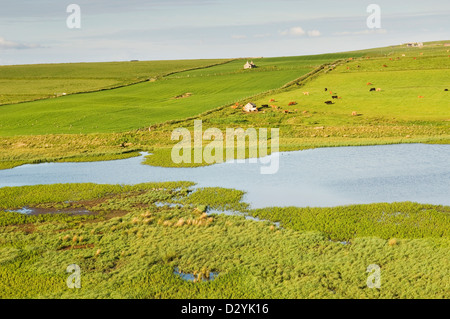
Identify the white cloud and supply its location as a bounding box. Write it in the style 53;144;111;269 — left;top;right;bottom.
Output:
307;30;321;37
0;37;42;50
280;27;306;36
290;27;306;36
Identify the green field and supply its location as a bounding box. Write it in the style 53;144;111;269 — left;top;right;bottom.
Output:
0;54;355;136
252;52;450;121
1;42;449;170
0;184;448;298
0;42;449;300
0;59;229;106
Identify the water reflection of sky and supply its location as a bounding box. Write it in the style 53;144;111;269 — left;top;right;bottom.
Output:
174;267;219;282
0;144;449;208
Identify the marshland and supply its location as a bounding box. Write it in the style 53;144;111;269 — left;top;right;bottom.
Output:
0;41;449;299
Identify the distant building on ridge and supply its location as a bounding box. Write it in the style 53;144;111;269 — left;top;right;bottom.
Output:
244;61;257;69
404;42;423;47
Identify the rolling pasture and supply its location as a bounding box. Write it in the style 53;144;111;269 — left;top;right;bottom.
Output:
1;43;449;169
141;43;450;167
0;59;228;106
0;53;358;136
0;43;449;299
251;49;450;121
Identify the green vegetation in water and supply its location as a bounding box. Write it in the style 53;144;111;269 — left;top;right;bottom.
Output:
0;183;448;298
171;187;249;212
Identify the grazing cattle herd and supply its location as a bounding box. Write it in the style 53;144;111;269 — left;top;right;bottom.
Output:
237;74;443;115
233;53;448;116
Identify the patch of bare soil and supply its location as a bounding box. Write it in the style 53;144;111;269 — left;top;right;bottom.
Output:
173;92;192;99
29;207;92;215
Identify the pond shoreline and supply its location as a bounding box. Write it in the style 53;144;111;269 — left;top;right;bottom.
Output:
0;143;448;209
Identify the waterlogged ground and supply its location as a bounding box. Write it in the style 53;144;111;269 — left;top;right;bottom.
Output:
1;144;449;208
0;183;448;298
1;43;448;299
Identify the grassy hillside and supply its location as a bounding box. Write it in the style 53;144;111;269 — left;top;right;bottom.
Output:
0;59;229;106
0;42;449;169
0;43;449;299
0;184;448;298
143;43;449;167
251;55;450;121
0;54;356;136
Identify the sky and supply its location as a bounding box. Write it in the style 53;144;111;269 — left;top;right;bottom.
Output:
0;0;449;65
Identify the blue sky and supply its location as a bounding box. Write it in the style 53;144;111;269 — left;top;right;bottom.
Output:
0;0;449;65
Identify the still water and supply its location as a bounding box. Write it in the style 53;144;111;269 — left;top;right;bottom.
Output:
0;144;448;208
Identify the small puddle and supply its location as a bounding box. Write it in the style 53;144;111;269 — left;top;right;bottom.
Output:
6;207;34;215
5;206;92;216
329;240;350;245
174;267;219;282
154;202;181;208
207;208;281;228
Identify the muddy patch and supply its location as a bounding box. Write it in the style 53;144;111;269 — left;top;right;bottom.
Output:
173;92;192;99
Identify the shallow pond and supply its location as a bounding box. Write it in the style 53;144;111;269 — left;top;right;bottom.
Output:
0;144;448;208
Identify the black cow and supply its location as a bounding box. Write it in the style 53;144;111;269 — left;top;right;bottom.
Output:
324;88;328;92
332;96;338;99
370;88;376;92
445;89;449;91
324;101;334;105
261;104;269;108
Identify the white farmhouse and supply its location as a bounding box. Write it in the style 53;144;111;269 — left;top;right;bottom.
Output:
244;61;256;69
405;42;423;47
243;103;258;112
